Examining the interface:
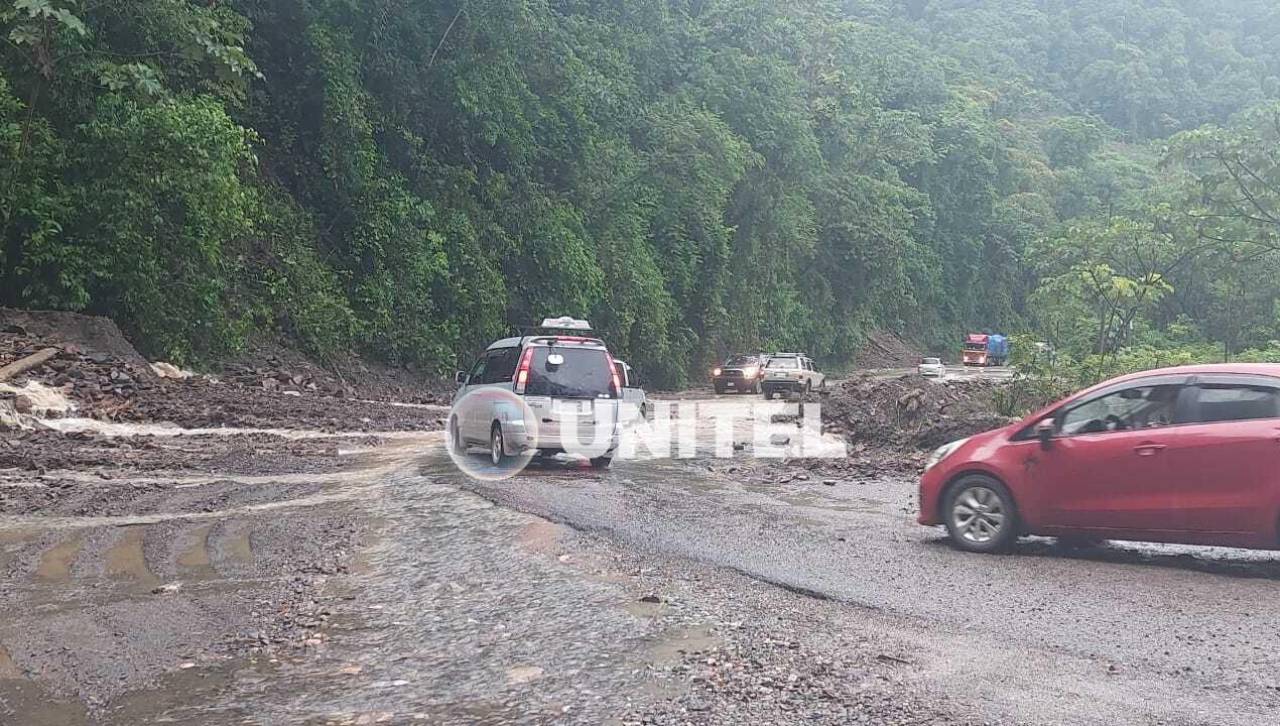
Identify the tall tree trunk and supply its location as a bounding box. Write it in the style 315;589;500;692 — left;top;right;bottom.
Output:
0;79;44;306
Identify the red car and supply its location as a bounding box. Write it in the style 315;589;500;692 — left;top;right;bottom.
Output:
919;364;1280;553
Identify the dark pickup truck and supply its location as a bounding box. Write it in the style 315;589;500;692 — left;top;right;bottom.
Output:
712;354;767;394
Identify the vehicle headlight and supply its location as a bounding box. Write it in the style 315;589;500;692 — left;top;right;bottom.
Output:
712;368;722;376
925;437;969;471
742;366;758;377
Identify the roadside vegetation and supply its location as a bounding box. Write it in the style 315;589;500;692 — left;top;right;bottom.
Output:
4;1;1280;388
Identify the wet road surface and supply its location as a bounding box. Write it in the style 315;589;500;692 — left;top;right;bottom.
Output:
458;457;1280;725
2;389;1277;724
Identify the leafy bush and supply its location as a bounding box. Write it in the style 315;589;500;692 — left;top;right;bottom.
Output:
68;96;259;363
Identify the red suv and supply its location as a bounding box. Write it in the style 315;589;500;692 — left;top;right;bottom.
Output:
919;364;1280;553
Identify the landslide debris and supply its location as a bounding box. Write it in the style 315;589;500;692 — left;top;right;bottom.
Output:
822;374;1015;453
852;331;921;368
0;309;446;432
2;312;156;422
216;340;454;406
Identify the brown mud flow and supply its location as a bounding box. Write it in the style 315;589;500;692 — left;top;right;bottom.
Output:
103;526;159;588
0;426;420;723
176;523;214;571
34;533;82;581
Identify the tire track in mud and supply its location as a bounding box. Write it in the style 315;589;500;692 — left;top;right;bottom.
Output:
0;429;434;722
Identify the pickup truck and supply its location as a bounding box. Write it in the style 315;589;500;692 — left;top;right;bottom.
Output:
613;359;648;421
711;353;767;394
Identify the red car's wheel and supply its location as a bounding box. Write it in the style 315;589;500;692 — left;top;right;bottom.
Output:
944;475;1020;554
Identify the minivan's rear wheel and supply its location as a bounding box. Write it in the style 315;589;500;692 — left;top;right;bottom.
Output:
489;424;507;466
590;455;612;469
448;416;463;455
944;475;1019;554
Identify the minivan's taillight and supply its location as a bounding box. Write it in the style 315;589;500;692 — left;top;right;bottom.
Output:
514;347;534;393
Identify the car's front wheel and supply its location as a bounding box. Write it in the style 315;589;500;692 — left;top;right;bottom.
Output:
944;475;1019;554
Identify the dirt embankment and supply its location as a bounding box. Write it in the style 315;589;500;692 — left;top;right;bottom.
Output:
852;331;922;368
0;309;448;433
215;340;456;406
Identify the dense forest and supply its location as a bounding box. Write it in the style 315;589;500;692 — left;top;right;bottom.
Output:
4;1;1280;386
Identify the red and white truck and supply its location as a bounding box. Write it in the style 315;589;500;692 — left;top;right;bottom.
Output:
962;333;1009;366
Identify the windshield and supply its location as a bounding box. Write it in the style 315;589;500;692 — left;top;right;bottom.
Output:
525;346;614;399
768;357;800;369
725;355;757;367
922;358;941;365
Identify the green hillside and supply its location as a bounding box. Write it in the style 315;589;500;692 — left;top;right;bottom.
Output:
4;0;1280;385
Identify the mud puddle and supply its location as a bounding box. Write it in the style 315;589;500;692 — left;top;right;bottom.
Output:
645;626;720;666
38;417;437;441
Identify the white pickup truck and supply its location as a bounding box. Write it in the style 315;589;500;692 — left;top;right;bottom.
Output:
613;359;649;422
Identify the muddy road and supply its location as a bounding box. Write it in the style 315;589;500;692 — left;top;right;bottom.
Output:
1;391;1277;725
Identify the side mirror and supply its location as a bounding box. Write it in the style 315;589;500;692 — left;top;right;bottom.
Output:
454;370;467;385
1036;418;1055;449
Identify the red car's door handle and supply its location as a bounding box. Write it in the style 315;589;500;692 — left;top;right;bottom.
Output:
1134;443;1167;456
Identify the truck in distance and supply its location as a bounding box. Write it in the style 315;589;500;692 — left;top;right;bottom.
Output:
962;333;1009;367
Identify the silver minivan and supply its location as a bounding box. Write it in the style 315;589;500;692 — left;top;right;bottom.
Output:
448;318;622;468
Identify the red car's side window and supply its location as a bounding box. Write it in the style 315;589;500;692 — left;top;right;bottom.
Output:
1187;384;1280;424
1059;384;1182;435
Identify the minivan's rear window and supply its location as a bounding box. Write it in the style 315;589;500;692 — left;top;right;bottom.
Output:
526;347;614;399
769;357;800;369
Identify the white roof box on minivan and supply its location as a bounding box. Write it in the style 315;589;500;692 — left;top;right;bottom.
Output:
540;316;593;331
